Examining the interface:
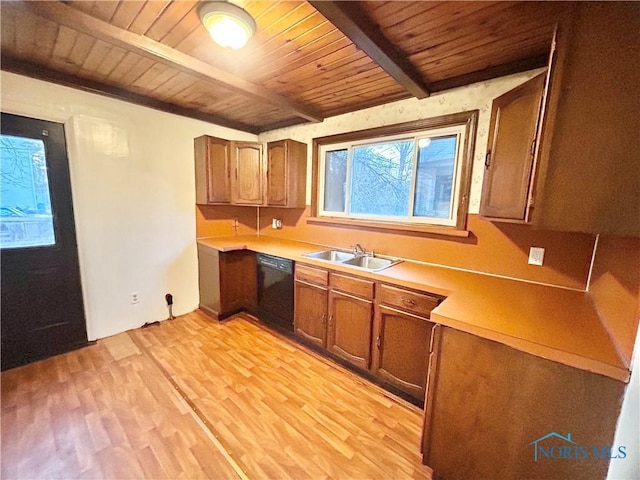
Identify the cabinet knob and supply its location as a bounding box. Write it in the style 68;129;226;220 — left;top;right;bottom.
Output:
402;298;417;307
321;313;326;324
376;335;381;349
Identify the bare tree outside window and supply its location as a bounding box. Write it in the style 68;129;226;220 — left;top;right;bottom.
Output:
320;129;463;226
351;140;414;216
0;135;56;248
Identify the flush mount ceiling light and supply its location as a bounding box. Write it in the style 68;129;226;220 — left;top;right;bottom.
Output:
198;1;256;50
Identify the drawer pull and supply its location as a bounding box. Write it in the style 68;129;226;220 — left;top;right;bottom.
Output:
402;298;417;307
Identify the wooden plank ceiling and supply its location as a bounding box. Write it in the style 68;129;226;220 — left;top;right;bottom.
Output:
0;1;570;134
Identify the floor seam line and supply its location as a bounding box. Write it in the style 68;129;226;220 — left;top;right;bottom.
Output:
127;329;251;480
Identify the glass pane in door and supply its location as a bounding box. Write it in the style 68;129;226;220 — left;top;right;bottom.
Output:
0;135;56;248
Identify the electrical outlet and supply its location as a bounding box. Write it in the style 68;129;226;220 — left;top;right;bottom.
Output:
272;218;282;229
130;292;140;304
528;247;545;266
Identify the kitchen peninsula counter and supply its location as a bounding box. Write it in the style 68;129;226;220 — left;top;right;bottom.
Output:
197;234;629;383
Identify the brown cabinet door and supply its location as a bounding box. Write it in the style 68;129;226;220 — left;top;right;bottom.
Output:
266;139;307;208
327;290;373;370
219;250;257;316
373;306;434;401
267;140;287;206
194;136;231;204
198;247;255;320
294;280;328;348
233;142;263;205
479;73;546;221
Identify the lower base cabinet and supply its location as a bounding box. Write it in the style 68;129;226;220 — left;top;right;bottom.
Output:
327;290;374;371
294;279;328;348
422;327;626;480
197;245;256;319
294;263;439;404
373;306;435;400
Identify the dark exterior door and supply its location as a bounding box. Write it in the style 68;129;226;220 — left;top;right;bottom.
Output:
1;112;88;370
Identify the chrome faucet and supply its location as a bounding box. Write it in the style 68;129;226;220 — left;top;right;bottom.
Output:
352;243;367;256
352;244;375;257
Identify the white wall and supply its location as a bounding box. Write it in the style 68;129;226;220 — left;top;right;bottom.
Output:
0;71;257;340
608;325;640;480
258;68;545;213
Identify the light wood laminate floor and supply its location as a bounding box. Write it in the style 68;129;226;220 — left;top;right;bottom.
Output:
1;311;433;479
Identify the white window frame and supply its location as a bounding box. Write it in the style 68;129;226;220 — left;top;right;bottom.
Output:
318;124;467;227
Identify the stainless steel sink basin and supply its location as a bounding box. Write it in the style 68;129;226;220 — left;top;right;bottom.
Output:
302;249;401;272
342;255;402;272
303;249;356;262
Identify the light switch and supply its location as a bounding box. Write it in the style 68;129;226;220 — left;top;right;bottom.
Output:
528;247;545;266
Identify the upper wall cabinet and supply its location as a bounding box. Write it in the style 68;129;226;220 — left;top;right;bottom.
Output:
195;136;307;208
480;73;546;221
266;139;307;208
480;3;640;236
194;135;232;205
232;142;263;205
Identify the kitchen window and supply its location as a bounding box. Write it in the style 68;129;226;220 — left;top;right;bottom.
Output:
312;111;478;233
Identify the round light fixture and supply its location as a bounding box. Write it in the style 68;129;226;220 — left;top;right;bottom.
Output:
198;1;256;50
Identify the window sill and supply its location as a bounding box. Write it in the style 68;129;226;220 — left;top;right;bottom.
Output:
306;216;471;238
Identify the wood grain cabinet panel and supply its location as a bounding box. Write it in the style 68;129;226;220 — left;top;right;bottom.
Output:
197;245;256;320
294;279;328;348
327;290;374;371
194;135;232;205
233;142;263;205
377;284;442;318
374;283;441;402
479;73;546;221
373;306;435;401
195;137;306;208
532;3;640;236
421;327;625;480
266;139;307;208
330;273;374;300
480;3;640;235
291;265;450;404
295;263;328;286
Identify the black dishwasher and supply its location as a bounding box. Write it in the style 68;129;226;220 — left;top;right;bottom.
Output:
256;254;294;332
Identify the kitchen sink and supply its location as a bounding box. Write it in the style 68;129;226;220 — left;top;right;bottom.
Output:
342;255;402;272
303;249;355;262
302;249;401;272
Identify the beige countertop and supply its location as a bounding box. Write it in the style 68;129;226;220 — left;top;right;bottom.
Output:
197;234;629;383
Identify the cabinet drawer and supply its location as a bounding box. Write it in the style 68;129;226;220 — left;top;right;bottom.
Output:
295;264;328;286
378;284;442;318
330;273;374;299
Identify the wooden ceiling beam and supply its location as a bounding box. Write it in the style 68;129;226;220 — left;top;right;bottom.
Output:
309;1;430;99
16;0;323;124
1;56;260;134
